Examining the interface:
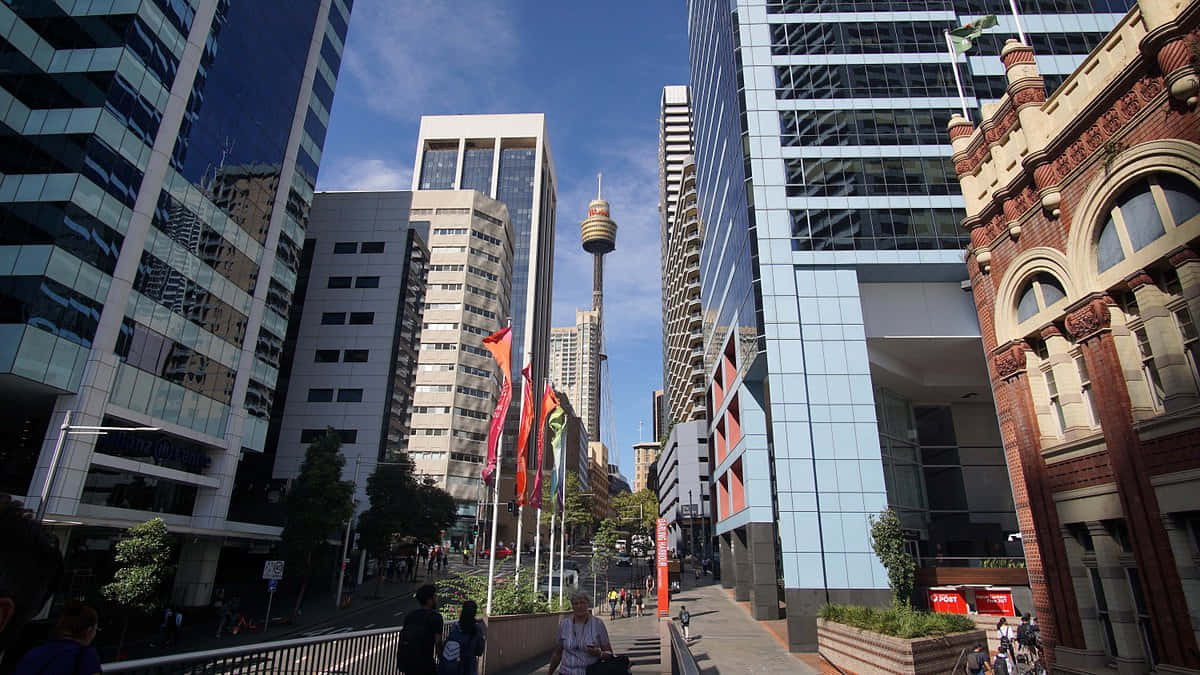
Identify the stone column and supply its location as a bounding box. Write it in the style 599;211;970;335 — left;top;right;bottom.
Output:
173;537;222;608
719;532;735;589
733;527;750;602
1085;521;1145;665
1065;295;1199;668
1170;247;1200;324
747;522;780;620
991;340;1085;659
1040;324;1095;437
1126;271;1199;411
1160;513;1200;655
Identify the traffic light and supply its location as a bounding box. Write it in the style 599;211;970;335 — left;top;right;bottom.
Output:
507;500;516;514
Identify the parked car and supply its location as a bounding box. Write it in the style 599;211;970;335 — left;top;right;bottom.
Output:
538;569;580;595
563;560;581;572
482;545;514;559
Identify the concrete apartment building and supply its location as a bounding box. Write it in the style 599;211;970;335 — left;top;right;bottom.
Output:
659;87;707;426
686;0;1132;651
549;309;601;441
654;420;711;556
267;191;430;519
949;1;1200;668
589;441;611;520
0;0;350;608
633;440;660;493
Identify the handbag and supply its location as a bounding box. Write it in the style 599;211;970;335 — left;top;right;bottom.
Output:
586;654;632;675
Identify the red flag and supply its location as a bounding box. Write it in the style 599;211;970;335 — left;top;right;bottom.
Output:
481;327;512;486
529;383;559;509
515;365;534;505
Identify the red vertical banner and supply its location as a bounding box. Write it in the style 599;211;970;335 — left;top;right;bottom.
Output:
656;517;669;617
529;383;558;509
514;365;534;504
480;327;512;486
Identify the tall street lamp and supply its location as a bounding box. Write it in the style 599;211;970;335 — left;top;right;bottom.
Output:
36;411;160;523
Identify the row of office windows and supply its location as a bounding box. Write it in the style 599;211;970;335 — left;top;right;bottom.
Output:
306;387;363;402
790;207;970;251
770;21;1107;57
781;108;957;147
784;156;960;197
765;0;1131;12
315;348;368;363
320;311;374;325
333;241;385;254
327;275;379;288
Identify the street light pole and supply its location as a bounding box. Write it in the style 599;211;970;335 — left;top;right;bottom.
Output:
36;411;160;523
335;457;363;609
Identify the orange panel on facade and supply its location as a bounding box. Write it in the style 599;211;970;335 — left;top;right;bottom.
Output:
716;474;729;521
726;395;741;449
714;418;727;464
729;458;745;514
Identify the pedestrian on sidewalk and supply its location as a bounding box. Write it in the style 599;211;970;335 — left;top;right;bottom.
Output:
624;589;633;618
427;551;436;577
607;590;618;620
677;605;691;640
397;584;443;675
14;602;102;675
966;644;991;674
549;592;612;675
996;617;1016;663
438;600;485;675
635;589;645;617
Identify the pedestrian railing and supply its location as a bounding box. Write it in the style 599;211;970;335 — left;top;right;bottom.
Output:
102;625;403;674
666;621;701;675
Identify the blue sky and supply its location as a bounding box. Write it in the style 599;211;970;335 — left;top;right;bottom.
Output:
317;1;691;477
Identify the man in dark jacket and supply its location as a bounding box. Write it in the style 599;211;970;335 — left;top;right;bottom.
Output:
0;498;63;669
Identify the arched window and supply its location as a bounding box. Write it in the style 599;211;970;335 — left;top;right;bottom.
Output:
1016;274;1067;323
1096;174;1200;273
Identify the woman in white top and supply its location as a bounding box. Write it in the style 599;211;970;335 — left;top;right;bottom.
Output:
549;592;613;675
997;616;1017;662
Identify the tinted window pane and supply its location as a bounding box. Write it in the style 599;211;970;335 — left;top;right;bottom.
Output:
334;242;357;254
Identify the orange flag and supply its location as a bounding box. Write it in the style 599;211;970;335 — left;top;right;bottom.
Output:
514;365;534;505
529;383;559;508
481;327;512;486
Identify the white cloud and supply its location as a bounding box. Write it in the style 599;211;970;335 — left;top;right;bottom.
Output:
319;157;413;191
341;0;520;117
552;134;663;349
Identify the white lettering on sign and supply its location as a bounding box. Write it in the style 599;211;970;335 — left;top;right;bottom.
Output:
262;560;285;580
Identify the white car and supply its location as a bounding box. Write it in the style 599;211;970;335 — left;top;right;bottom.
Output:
538;569;580;595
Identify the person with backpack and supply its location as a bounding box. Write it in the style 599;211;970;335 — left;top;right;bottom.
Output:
996;617;1016;663
677;605;691;640
14;603;102;675
965;644;991;674
1016;613;1041;664
437;601;485;675
397;585;443;675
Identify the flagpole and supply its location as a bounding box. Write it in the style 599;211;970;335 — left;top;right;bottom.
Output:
485;429;503;616
547;508;556;609
1008;0;1027;45
534;506;542;590
515;504;524;582
558;491;566;610
944;30;970;119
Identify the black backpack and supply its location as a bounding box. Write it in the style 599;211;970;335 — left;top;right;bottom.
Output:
679;609;690;625
1017;622;1033;646
397;609;436;672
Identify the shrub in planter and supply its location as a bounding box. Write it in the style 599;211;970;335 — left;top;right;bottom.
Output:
818;603;975;639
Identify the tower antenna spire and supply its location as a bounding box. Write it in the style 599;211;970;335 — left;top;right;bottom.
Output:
597;173;602;200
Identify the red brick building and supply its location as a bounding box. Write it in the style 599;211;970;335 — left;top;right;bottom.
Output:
949;1;1200;672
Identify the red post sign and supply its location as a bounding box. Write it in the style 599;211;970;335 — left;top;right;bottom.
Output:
975;589;1015;616
927;588;968;614
656;518;669;617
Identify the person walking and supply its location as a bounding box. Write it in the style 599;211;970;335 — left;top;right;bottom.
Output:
677;605;691;640
438;600;485;675
397;585;443;675
14;602;102;675
624;589;633;619
635;589;645;617
996;617;1016;663
607;589;618;620
966;644;991;674
549;592;613;675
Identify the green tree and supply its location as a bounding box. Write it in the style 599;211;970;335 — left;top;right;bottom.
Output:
409;483;457;543
561;472;593;547
612;489;658;535
357;462;412;597
281;430;354;616
101;518;172;655
869;508;916;606
590;518;621;603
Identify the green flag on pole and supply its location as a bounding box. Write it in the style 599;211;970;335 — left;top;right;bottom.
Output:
948;15;998;53
546;405;566;506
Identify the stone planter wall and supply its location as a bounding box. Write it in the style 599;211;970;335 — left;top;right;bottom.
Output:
481;610;571;672
818;618;987;675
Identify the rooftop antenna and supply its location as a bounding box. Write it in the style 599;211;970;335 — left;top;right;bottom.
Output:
597;172;602;200
638;420;644;442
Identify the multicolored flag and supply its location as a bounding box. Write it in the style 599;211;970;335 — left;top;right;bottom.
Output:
547;403;566;512
529;384;560;509
480;327;512;486
514;365;534;505
948;14;997;53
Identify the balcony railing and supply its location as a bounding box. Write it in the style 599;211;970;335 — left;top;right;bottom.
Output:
103;626;403;674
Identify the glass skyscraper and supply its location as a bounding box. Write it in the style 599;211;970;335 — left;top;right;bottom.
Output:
687;0;1131;650
0;0;350;606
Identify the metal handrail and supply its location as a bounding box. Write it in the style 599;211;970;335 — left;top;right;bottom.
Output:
103;625;403;674
666;621;700;675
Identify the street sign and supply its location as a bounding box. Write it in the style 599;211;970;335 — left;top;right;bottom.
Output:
656;518;669;617
267;578;278;593
262;560;285;580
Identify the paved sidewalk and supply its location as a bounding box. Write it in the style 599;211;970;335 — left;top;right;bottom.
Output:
672;583;819;674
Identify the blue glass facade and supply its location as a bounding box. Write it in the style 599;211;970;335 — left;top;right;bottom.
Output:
460;145;494;194
0;0;351;567
688;0;1130;650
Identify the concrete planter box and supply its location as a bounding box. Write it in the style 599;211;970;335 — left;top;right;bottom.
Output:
818;618;987;675
482;610;571;672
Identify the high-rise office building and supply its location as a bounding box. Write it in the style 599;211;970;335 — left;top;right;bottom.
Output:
405;191;512;543
658;87;704;426
0;0;350;605
686;0;1131;650
548;309;601;442
412;115;557;449
588;441;611;520
654;420;710;555
633;440;660;493
258;191;429;519
652;389;666;441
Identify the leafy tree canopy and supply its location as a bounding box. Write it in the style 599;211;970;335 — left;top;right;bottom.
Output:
281;430;354;575
101;518;172;614
611;489;658;534
869;508;916;606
